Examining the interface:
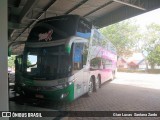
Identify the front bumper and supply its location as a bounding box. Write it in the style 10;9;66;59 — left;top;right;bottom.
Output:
17;84;74;102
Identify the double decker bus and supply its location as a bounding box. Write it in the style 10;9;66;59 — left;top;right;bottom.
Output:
14;15;117;102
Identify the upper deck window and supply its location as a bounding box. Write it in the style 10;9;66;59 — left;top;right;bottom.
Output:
76;18;92;39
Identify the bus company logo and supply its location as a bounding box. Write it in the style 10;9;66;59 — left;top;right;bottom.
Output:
39;30;53;41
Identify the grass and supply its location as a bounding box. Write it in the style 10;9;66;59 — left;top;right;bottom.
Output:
118;68;160;74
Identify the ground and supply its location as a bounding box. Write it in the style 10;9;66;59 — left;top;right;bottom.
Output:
9;72;160;120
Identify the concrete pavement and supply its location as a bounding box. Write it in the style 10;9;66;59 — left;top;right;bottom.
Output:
9;72;160;120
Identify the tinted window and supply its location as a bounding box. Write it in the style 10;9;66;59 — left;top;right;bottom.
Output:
23;45;71;79
76;18;92;39
90;57;102;69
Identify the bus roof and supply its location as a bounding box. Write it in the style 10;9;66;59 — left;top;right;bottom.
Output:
37;14;90;24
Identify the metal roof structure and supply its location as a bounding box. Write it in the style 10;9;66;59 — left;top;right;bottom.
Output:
8;0;160;54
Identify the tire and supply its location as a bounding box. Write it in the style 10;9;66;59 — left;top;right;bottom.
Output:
98;76;101;88
86;77;94;96
95;76;101;91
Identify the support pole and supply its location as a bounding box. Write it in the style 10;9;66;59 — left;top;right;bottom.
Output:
0;0;9;118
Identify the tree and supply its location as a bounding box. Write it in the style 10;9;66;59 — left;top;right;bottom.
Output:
100;19;141;57
8;55;16;68
142;23;160;69
147;45;160;69
143;23;160;46
27;60;32;66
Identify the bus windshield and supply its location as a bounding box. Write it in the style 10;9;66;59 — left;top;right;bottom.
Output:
23;45;71;80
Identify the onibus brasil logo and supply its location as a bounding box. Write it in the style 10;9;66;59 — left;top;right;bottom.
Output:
2;112;42;117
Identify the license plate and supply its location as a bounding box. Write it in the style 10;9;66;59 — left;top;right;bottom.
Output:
35;94;44;98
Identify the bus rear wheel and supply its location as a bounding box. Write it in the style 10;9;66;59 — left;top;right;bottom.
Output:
95;76;101;91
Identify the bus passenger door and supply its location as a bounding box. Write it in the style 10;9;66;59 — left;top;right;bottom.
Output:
72;43;85;99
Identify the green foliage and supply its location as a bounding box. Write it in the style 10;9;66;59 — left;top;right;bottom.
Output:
142;23;160;68
143;23;160;47
147;45;160;68
100;20;160;70
100;20;141;57
27;60;32;66
8;55;16;68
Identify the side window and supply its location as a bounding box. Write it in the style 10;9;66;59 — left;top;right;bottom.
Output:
77;19;91;33
73;43;83;71
82;43;89;66
90;57;102;69
27;54;37;72
102;59;112;69
107;42;116;54
76;19;92;39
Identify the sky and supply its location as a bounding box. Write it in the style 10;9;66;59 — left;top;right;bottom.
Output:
122;8;160;60
129;8;160;31
128;53;144;61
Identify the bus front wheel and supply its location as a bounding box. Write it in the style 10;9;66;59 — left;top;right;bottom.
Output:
86;77;94;96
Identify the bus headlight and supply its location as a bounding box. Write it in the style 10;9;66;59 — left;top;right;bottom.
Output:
60;92;69;99
63;81;73;88
68;81;73;85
